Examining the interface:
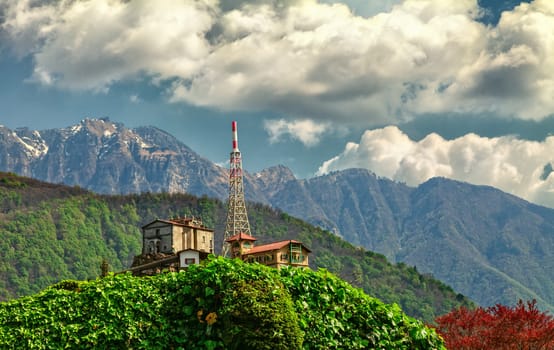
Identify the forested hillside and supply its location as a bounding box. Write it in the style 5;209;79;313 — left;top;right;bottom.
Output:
0;172;471;322
267;168;554;310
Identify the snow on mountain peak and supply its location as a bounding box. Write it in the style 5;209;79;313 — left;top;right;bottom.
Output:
70;124;82;134
12;130;48;158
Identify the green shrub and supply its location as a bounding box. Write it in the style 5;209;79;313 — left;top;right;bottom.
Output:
0;257;444;349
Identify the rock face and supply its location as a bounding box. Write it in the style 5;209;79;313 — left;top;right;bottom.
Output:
0;118;228;198
0;126;48;177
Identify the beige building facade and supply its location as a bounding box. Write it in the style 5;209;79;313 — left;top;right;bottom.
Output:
142;217;214;255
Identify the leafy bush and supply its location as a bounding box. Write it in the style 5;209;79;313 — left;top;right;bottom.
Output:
0;257;445;349
162;257;303;349
280;266;444;349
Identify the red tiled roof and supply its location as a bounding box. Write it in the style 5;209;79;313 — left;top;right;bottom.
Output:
225;232;257;242
244;240;311;255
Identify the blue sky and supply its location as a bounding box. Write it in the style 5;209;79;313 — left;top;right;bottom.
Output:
2;0;554;207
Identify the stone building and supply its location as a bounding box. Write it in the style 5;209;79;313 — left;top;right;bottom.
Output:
141;217;213;255
128;216;310;275
127;217;213;275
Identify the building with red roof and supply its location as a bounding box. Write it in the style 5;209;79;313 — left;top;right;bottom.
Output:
226;233;311;268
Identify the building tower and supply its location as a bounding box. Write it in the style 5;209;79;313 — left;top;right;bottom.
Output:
222;121;252;257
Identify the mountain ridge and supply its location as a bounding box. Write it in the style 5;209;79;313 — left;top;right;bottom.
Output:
0;118;229;197
1;118;554;311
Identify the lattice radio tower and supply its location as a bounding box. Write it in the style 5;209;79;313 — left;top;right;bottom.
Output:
222;121;252;257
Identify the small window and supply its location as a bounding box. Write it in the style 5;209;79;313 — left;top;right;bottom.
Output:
185;258;196;265
203;235;206;243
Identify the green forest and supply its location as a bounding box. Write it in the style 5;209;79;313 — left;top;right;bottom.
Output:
0;257;445;349
0;172;472;322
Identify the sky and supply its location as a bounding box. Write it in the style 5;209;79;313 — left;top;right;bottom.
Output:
1;0;554;207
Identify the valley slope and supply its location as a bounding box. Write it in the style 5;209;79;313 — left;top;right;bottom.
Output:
270;170;554;310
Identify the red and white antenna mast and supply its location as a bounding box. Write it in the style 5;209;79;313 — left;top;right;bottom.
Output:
222;121;252;257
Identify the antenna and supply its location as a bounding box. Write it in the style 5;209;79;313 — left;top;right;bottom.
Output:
232;120;239;151
222;121;252;257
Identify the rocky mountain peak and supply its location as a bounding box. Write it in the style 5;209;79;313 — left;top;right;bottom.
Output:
250;165;296;199
78;117;120;138
0;119;229;197
255;164;296;182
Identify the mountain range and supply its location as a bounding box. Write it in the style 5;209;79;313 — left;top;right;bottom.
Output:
1;118;553;311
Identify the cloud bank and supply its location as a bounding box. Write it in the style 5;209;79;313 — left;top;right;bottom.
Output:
264;119;331;146
2;0;554;124
317;126;554;207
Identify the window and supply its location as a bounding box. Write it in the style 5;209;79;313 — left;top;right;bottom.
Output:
184;258;196;265
202;235;206;243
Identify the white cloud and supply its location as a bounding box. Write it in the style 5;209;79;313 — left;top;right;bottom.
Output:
129;94;140;103
0;0;57;57
1;0;217;90
317;126;554;207
2;0;554;123
264;118;330;146
320;0;402;17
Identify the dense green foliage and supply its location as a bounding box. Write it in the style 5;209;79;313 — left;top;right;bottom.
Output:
0;257;445;349
0;172;472;322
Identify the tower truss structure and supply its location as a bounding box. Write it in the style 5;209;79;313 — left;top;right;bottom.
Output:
222;121;252;257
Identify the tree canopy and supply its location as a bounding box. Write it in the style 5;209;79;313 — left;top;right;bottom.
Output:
435;300;554;350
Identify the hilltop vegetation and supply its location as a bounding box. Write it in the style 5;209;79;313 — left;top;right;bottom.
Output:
0;172;472;322
0;257;445;349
